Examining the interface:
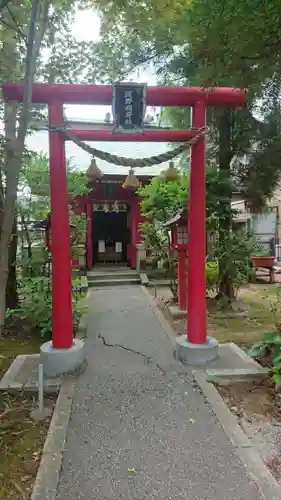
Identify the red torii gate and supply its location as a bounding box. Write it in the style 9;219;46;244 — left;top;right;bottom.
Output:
2;83;246;371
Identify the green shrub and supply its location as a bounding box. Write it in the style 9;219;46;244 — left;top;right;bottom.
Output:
248;286;281;385
20;247;50;277
6;277;87;341
206;261;219;290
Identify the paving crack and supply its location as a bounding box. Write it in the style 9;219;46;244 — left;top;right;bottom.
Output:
97;333;166;374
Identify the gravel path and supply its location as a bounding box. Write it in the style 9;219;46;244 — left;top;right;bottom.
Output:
56;286;263;500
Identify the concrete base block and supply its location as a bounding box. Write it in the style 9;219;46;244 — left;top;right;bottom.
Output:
40;339;85;378
30;407;53;421
168;305;186;319
175;335;218;365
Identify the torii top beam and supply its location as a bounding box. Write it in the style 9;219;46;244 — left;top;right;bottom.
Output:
1;83;246;107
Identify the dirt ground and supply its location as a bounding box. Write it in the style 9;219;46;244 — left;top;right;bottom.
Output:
0;319;53;500
0;390;56;499
217;380;281;483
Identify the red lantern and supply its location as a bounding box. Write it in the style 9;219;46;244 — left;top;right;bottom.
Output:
164;209;188;310
171;223;188;250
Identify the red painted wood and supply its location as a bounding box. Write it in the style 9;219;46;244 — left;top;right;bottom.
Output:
2;83;246;107
66;129;196;142
86;199;93;269
48;102;73;349
252;256;274;268
178;250;187;310
187;100;207;344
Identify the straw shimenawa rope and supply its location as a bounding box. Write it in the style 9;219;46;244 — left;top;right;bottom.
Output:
48;120;207;168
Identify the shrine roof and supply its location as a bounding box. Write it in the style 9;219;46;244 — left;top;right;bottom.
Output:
163;208;188;227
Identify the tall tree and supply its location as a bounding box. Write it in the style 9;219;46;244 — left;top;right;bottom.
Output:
90;0;281;301
0;0;107;334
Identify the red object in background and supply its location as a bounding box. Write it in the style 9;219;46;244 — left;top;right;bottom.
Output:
164;210;188;311
86;199;93;269
252;256;274;268
177;250;187;311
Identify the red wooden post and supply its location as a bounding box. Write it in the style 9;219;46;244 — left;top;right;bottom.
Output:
86;197;93;269
187;100;207;344
130;203;137;269
48;102;73;349
178;249;187;310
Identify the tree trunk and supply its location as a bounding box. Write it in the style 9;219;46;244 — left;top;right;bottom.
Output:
20;208;32;259
6;216;19;310
217;109;235;302
0;0;50;335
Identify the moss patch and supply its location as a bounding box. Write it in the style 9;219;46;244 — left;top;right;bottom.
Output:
208;293;275;348
152;284;279;349
0;318;41;379
0;320;48;499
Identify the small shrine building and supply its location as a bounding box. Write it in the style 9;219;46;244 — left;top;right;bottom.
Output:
72;171;151;269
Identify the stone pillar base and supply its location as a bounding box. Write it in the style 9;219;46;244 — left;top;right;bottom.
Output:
175;335;218;365
40;339;85;377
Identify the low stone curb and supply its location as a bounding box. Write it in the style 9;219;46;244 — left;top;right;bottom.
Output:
0;354;26;391
31;377;76;500
140;273;149;286
167;304;186;319
193;370;281;500
205;367;269;384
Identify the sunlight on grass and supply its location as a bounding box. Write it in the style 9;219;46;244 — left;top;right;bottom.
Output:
0;336;41;378
208;285;278;348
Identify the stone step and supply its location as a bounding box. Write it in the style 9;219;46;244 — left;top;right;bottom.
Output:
88;271;138;280
88;277;141;287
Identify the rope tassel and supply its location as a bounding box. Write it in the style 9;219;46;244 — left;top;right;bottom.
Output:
86;158;103;181
122;168;141;189
162;161;180;181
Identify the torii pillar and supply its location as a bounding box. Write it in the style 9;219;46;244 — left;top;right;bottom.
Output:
175;99;218;364
40;101;85;377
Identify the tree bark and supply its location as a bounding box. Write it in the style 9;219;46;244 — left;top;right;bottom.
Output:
0;0;50;335
217;109;235;302
19;207;32;259
6;216;19;309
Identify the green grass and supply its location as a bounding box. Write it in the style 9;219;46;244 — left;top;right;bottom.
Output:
155;283;280;350
207;285;277;349
0;321;41;379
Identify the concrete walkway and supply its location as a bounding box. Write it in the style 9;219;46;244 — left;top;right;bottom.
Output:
56;286;263;500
